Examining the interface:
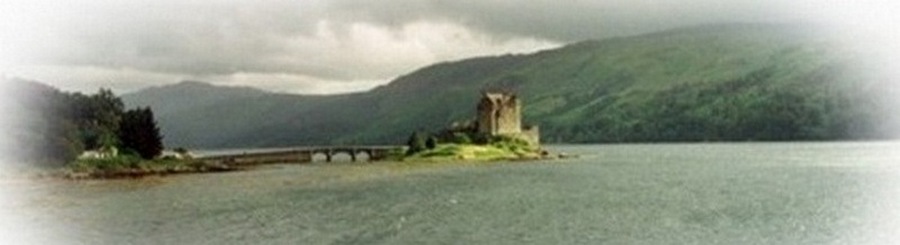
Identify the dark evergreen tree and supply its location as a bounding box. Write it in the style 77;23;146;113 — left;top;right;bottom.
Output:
406;131;427;155
425;136;438;149
119;107;164;159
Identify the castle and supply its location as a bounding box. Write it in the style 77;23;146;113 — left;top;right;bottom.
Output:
476;92;540;146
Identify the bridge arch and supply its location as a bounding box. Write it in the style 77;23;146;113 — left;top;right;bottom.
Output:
311;150;330;162
353;149;372;162
309;148;366;162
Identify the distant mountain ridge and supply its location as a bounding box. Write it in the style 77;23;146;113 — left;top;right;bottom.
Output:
122;23;898;148
124;81;267;116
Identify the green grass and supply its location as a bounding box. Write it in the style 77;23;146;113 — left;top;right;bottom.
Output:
403;142;540;163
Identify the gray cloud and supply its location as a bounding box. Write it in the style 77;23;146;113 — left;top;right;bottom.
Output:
2;0;898;94
47;1;332;76
323;0;796;41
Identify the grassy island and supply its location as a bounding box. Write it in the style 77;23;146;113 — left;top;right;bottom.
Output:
395;91;556;163
399;130;548;163
403;143;542;162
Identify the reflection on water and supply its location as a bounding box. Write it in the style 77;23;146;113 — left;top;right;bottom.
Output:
5;142;900;244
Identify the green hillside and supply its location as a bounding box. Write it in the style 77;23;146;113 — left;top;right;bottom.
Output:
123;24;897;148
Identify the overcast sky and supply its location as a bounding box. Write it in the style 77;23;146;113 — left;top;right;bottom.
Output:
1;0;898;94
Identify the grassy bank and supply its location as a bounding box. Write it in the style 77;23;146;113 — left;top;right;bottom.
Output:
403;143;543;162
64;155;232;179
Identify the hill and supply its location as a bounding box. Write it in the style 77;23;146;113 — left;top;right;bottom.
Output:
1;79;75;164
122;23;898;148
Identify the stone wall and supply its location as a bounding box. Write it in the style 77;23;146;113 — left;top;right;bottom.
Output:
495;96;522;134
476;97;497;134
477;92;522;135
475;92;539;147
521;125;540;147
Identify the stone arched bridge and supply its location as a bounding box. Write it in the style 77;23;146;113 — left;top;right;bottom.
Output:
198;146;401;166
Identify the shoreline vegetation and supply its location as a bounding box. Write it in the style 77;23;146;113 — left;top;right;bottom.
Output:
55;139;577;180
58;146;569;180
62;155;234;179
399;143;572;162
402;143;541;162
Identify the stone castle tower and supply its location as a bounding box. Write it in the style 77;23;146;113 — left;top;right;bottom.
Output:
476;92;539;145
477;92;522;135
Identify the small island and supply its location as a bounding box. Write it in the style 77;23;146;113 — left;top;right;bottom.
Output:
400;92;554;162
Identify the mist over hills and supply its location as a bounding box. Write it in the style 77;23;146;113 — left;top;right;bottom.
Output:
122;24;898;149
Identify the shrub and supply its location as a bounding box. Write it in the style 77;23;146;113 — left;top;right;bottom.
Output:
406;131;427;155
488;135;535;153
449;132;472;144
470;132;492;145
425;136;438;149
173;147;189;154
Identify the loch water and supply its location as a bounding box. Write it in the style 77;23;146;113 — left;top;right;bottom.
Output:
4;142;900;244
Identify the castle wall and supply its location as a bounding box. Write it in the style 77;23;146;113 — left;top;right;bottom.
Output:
477;93;522;135
520;125;540;147
476;92;538;147
495;98;521;135
476;98;497;134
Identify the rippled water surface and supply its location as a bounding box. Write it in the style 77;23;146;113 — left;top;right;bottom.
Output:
5;142;900;244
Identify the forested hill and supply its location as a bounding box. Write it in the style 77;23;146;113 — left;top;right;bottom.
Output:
123;23;898;148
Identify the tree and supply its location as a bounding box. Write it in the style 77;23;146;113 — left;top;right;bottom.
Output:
406;131;427;155
118;107;164;159
425;136;438;149
69;89;125;150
